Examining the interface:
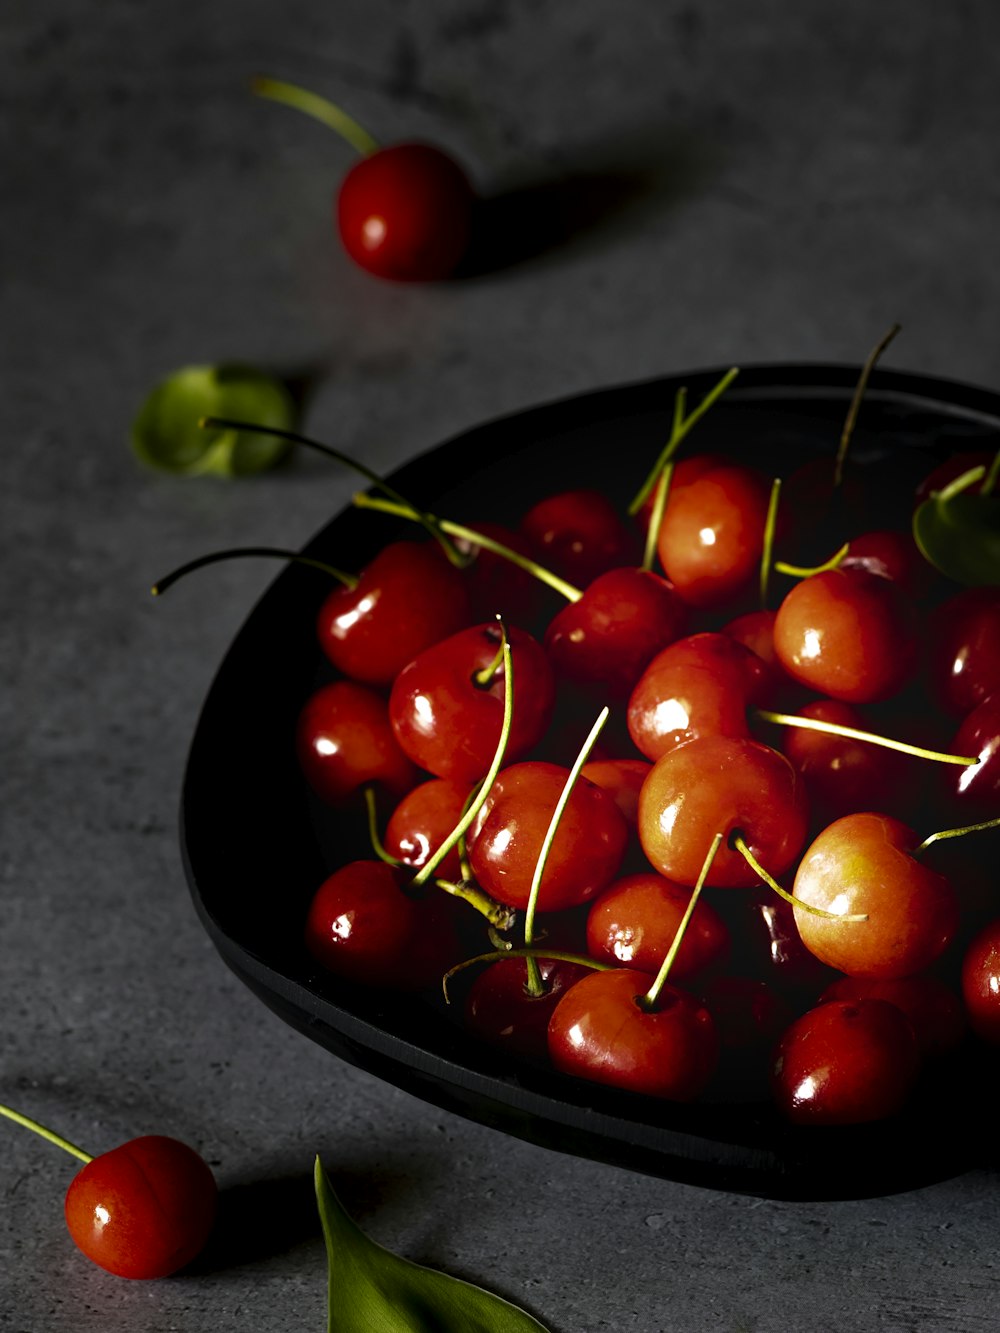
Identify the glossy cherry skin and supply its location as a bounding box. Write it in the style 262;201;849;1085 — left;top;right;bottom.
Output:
468;761;628;912
519;489;640;588
736;892;838;994
304;860;463;989
463;955;592;1063
946;693;1000;816
389;623;555;784
926;588;1000;718
839;528;933;602
961;918;1000;1042
297;681;418;806
579;758;651;829
638;735;810;888
316;541;472;686
771;998;920;1125
820;975;965;1058
453;520;552;628
627;632;770;762
655;461;772;609
586;872;730;981
773;567;918;703
544;567;687;696
337;142;474;281
64;1136;217;1279
547;968;718;1100
383;777;471;883
792;812;959;979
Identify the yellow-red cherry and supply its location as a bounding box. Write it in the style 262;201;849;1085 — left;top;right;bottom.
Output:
586;872;730;980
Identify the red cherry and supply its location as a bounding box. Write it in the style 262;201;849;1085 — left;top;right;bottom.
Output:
819;975;965;1058
638;735;810;888
452;520;552;627
586;872;730;980
961;918;1000;1042
315;541;472;685
926;588;1000;718
579;758;651;828
468;761;628;912
463;955;592;1063
773;567;918;703
719;608;797;701
699;975;792;1052
64;1135;217;1279
520;489;641;588
839;528;933;601
627;632;770;762
737;891;838;993
544;567;687;696
547;967;718;1100
771;998;920;1125
946;694;1000;816
337;142;474;281
383;777;471;883
655;461;772;609
389;623;555;783
792;812;959;979
296;681;418;807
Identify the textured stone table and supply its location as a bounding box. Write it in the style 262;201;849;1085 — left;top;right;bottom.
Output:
4;3;1000;1329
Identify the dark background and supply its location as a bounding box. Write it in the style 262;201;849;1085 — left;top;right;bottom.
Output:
4;3;1000;1328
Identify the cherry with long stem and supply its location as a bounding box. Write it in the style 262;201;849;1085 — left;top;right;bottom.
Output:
757;708;980;769
639;832;723;1012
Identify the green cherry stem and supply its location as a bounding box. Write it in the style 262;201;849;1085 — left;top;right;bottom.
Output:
982;448;1000;497
759;476;782;608
772;541;850;580
150;546;357;596
198;417;469;569
522;706;611;997
732;834;867;920
833;322;901;489
363;788;401;867
755;709;979;767
628;368;740;517
441;949;611;1005
914;814;1000;857
0;1103;92;1164
251;75;380;157
351;492;584;602
641;462;673;573
639;832;723;1012
431;877;516;930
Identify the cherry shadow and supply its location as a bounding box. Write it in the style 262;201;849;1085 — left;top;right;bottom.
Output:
456;124;720;277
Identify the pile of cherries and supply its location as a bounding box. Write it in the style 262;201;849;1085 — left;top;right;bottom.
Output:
289;381;1000;1129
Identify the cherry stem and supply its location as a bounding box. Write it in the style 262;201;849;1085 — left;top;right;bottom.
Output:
0;1103;92;1165
641;462;673;573
756;708;979;767
351;491;584;601
150;546;357;597
982;448;1000;498
198;417;469;569
522;706;610;997
640;832;723;1012
914;814;1000;857
937;463;987;505
432;877;516;930
411;620;513;889
833;322;901;489
628;368;740;516
363;788;401;867
732;833;867;920
441;948;611;1005
251;75;380;156
772;541;849;580
759;476;782;608
472;640;505;688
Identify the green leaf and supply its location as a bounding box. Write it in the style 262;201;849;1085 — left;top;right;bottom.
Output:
131;364;296;476
314;1158;551;1333
913;464;1000;585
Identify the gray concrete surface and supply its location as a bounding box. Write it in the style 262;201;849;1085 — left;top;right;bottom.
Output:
4;2;1000;1329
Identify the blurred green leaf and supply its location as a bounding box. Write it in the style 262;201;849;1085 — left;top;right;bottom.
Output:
913;463;1000;585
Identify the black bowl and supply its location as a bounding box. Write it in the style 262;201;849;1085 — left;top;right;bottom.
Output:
180;363;1000;1200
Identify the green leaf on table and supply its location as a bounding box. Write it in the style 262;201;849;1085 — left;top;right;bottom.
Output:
913;463;1000;585
131;363;296;476
314;1158;551;1333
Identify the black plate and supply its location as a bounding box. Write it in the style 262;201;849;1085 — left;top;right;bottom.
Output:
180;363;1000;1201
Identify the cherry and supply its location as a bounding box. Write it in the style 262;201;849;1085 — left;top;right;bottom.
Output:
547;967;718;1100
638;734;809;888
719;608;794;701
0;1104;216;1280
389;623;555;784
771;998;920;1125
791;812;959;979
586;872;730;981
961;917;1000;1042
316;541;472;686
253;77;474;282
543;566;687;696
737;892;839;994
296;680;418;807
451;520;553;627
819;975;966;1058
926;588;1000;718
772;566;918;703
626;632;770;762
579;757;651;828
468;761;628;912
699;975;792;1053
946;694;1000;816
383;777;472;883
838;528;934;602
463;954;593;1063
520;489;641;588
